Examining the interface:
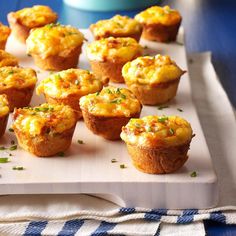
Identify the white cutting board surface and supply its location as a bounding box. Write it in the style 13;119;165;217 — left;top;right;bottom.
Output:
0;28;218;209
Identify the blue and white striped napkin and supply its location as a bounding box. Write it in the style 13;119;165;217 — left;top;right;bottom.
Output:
0;52;235;236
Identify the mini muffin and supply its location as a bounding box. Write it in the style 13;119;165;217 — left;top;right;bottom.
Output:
80;86;142;140
122;54;185;105
0;66;37;111
12;103;77;157
90;15;142;41
36;69;106;119
7;5;58;43
135;5;182;42
26;23;84;71
0;50;19;68
121;115;194;174
0;95;9;138
87;37;142;83
0;23;11;50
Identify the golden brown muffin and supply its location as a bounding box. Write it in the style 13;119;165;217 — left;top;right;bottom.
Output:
135;5;182;42
121;115;194;174
90;15;142;41
122;54;185;105
80;86;142;140
26;23;84;71
12;103;77;157
0;94;9;138
0;23;11;50
0;50;19;68
7;5;58;43
0;66;37;111
36;68;107;119
87;37;142;83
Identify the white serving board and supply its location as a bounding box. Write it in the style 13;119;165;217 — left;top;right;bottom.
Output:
0;28;218;209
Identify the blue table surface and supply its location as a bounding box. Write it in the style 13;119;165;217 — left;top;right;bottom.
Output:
1;0;236;235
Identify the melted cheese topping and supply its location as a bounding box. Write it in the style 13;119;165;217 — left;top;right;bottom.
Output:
80;86;141;117
90;15;142;38
37;69;103;98
13;103;76;136
121;115;192;147
26;24;84;58
86;37;142;62
0;23;11;44
0;50;18;67
0;67;37;89
122;55;184;85
13;5;57;28
135;6;181;26
0;94;9;117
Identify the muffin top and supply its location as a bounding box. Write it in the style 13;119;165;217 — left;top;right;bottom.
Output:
0;50;18;68
135;5;181;26
0;23;11;43
122;54;185;85
13;103;76;136
90;15;142;39
11;5;57;28
0;67;37;89
37;69;104;98
121;115;193;147
26;24;84;58
0;94;9;117
86;37;142;62
80;86;142;117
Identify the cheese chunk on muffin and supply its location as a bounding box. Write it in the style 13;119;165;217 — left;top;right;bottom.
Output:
0;23;11;50
90;15;142;41
121;115;193;174
0;66;37;111
7;5;58;43
37;68;105;119
87;37;142;83
122;54;185;105
13;103;77;157
26;23;84;70
80;86;142;140
135;6;182;42
0;94;9;138
0;50;19;68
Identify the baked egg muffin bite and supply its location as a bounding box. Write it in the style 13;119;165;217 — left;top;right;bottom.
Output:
90;15;143;41
0;66;37;111
0;95;9;138
121;115;193;174
36;68;107;119
135;5;182;42
0;50;18;68
0;23;11;50
80;86;142;140
7;5;58;43
86;37;142;83
12;103;77;157
26;23;84;71
122;54;185;105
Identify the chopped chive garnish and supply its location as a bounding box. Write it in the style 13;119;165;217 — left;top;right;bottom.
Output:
0;147;6;150
147;127;152;132
177;108;183;112
57;152;64;157
120;164;126;169
111;158;117;163
110;99;122;104
190;171;197;177
8;128;14;132
0;157;9;163
116;88;121;94
107;89;112;94
158;116;168;123
12;166;24;170
9;145;17;151
157;105;169;110
11;140;15;145
169;128;174;135
8;70;14;75
96;91;100;96
77;140;84;144
75;80;80;85
120;94;126;99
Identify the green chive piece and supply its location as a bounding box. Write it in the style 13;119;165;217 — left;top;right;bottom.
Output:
75;80;80;85
0;157;9;163
0;147;6;150
12;166;24;170
120;94;126;99
116;88;121;94
57;152;64;157
157;105;169;110
147;127;152;132
120;164;126;169
111;158;117;163
96;91;100;96
77;140;84;144
8;70;14;75
9;145;17;151
177;108;183;112
190;171;197;177
169;128;174;135
8;128;14;132
110;99;122;104
158;116;168;123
